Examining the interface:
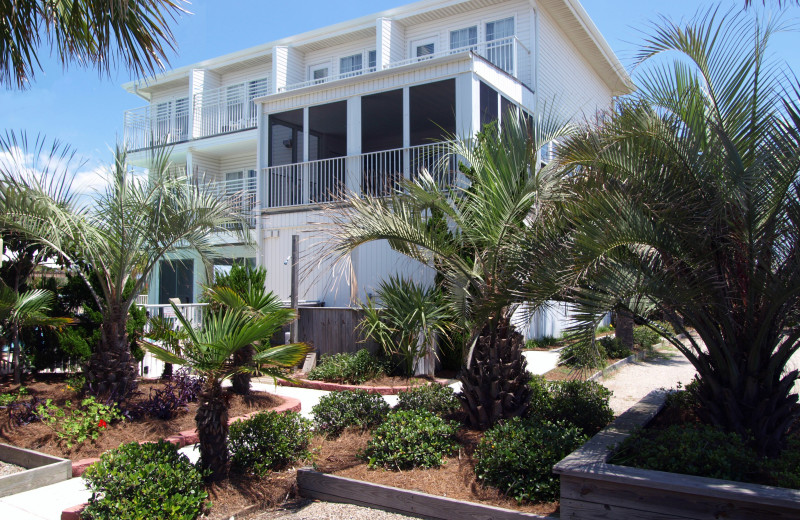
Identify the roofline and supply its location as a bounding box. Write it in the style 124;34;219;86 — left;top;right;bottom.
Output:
124;0;633;97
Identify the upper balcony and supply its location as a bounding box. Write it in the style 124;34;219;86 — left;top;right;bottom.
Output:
123;36;527;152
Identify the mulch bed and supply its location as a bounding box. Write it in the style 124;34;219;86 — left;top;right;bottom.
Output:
309;429;560;517
0;377;283;461
283;374;450;394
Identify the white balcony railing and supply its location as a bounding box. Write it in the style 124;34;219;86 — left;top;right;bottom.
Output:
280;67;378;93
205;176;258;228
388;36;524;76
262;141;459;209
124;98;190;151
194;77;271;138
142;303;207;332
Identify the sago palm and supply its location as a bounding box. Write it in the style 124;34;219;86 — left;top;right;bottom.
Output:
0;134;247;400
325;113;574;428
204;282;293;395
558;8;800;454
141;302;309;481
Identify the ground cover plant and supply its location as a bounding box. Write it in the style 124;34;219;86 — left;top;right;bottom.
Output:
527;376;614;436
307;349;385;385
363;409;459;470
475;418;587;503
229;411;313;476
82;441;208;520
311;389;390;437
36;396;122;448
395;384;461;416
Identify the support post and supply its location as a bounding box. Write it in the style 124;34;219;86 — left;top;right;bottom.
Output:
290;234;300;343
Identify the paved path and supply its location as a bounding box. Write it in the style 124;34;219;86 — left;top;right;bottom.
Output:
0;476;90;520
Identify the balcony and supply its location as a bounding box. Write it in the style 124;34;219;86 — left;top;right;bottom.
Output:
387;36;525;77
204;175;258;228
124;99;190;151
262;141;458;210
193;77;271;138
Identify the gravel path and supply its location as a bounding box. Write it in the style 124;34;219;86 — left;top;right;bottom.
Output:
0;460;25;477
253;499;418;520
599;345;697;415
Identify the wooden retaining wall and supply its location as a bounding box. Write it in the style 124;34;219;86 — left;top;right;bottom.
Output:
296;307;379;357
553;390;800;520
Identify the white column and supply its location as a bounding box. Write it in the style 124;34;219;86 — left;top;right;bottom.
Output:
455;72;480;139
402;86;411;179
346;97;362;194
302;107;310;204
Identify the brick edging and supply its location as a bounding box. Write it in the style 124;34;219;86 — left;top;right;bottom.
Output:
277;378;450;395
69;396;301;477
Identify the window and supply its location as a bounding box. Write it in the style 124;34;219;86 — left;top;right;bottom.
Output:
412;38;436;60
310;64;329;84
340;53;363;77
485;17;515;73
368;50;377;70
450;26;477;51
174;97;189;140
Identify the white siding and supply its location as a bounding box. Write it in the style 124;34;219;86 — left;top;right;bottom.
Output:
303;36;377;79
220;154;257;174
150;83;190;104
220;63;273;88
536;5;612;121
401;0;532;86
191;153;221;182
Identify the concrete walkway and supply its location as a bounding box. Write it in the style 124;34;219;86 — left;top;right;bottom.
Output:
0;476;90;520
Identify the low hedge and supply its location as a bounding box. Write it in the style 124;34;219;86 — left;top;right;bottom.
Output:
311;389;390;437
229;411;312;475
394;384;460;416
363;409;459;470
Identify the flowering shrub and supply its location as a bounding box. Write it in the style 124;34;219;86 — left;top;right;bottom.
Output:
36;396;122;447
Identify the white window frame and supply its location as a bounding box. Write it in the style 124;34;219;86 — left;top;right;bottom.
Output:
367;49;377;71
449;26;478;52
339;53;364;77
308;62;331;84
410;37;438;61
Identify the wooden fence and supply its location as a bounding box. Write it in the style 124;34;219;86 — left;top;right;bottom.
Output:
296;307;379;358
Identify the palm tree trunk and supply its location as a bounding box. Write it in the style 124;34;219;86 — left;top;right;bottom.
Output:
230;344;254;395
616;307;634;351
11;324;21;385
196;380;229;481
85;306;137;400
457;316;531;429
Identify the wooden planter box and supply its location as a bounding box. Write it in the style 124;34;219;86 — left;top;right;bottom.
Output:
553;390;800;520
0;443;72;498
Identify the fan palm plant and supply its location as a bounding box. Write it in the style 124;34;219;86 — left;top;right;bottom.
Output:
0;283;73;383
325;113;574;428
204;281;294;395
359;276;453;377
0;134;247;400
557;8;800;455
141;301;309;481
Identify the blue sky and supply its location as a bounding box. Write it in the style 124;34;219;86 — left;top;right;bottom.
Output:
0;0;797;190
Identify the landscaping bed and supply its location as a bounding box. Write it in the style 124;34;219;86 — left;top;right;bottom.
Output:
0;376;285;461
282;374;446;394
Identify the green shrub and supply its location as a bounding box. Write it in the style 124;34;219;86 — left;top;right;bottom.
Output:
598;336;632;359
545;380;614;436
609;424;759;481
307;349;385;384
36;396;122;448
596;324;614;334
311;389;390;437
475;418;587;503
558;339;607;368
394;384;460;416
525;336;559;350
363;410;459;470
82;441;208;520
633;325;662;350
0;387;27;406
229;411;312;476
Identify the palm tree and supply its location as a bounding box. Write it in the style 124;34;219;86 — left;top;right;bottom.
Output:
0;284;73;383
204;281;294;395
558;8;800;455
141;302;309;481
1;0;187;88
0;134;247;400
325;114;574;428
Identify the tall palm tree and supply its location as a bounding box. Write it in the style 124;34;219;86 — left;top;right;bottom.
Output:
141;302;309;481
558;8;800;455
0;133;247;399
0;0;187;88
204;282;294;395
0;284;73;383
325;114;574;428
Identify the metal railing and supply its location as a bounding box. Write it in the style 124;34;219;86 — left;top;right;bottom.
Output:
262;141;458;209
205;176;258;228
280;67;377;93
387;36;524;76
124;98;190;151
193;77;271;138
142;303;207;332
